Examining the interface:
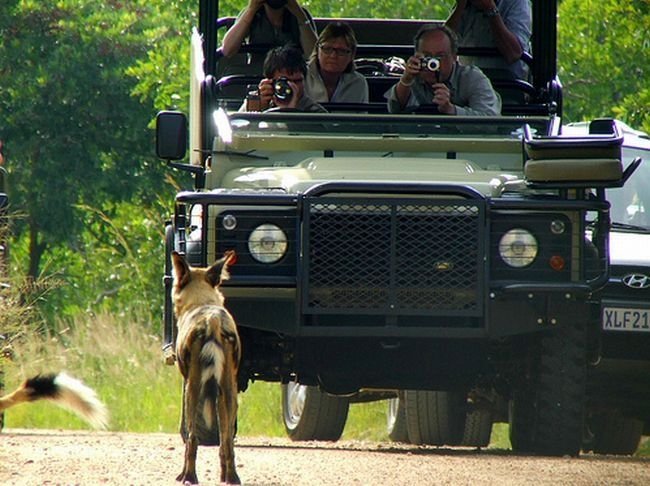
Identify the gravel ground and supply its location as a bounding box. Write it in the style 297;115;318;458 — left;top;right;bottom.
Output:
1;428;649;485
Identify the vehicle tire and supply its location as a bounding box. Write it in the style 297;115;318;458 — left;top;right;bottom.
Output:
387;392;409;443
508;390;535;452
282;382;350;441
404;390;465;446
509;318;587;456
462;408;493;447
586;412;644;455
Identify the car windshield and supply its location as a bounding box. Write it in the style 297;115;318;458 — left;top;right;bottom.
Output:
608;141;650;229
219;111;553;171
227;112;552;139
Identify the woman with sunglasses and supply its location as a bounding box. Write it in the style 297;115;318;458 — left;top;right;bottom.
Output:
305;22;369;104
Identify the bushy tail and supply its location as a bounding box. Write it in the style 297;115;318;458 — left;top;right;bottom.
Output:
198;336;225;430
0;372;109;430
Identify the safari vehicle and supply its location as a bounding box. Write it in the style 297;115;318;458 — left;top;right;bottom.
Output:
157;1;635;456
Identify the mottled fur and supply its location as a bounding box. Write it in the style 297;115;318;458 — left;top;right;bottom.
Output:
0;372;108;429
171;250;241;485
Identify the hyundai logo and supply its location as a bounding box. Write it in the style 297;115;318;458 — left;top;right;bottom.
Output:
622;273;650;289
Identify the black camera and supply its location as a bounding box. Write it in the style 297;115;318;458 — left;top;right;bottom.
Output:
420;56;441;72
273;77;294;102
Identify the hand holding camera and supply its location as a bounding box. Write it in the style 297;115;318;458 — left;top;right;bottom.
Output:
256;76;301;111
419;56;441;73
400;54;443;87
397;54;452;113
272;77;294;102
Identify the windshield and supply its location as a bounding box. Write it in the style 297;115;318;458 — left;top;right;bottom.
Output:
227;113;552;139
218;112;554;173
608;142;650;229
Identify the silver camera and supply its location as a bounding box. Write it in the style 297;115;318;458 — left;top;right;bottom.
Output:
420;56;441;72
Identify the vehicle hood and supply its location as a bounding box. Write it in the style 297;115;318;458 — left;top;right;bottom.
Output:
610;231;650;267
221;157;522;197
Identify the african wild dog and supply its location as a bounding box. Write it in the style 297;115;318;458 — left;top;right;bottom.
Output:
171;250;240;485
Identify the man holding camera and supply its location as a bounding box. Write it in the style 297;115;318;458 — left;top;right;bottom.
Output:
248;45;327;112
386;24;501;116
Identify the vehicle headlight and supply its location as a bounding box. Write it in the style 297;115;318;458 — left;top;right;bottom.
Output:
499;229;538;268
248;224;288;263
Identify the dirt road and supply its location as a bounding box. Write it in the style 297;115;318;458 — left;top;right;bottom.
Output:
1;428;649;485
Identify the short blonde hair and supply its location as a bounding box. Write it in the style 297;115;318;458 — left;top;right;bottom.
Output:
311;21;358;73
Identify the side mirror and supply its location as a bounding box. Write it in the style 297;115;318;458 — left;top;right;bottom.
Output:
156;111;187;160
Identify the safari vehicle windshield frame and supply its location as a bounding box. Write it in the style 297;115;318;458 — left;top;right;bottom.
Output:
214;112;557;171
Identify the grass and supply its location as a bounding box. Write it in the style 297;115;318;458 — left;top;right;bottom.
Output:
3;313;181;432
2;313;648;456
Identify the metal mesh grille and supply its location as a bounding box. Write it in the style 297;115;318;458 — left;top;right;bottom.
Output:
304;197;484;316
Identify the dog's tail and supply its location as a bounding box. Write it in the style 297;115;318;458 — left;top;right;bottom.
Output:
187;307;240;431
0;372;109;430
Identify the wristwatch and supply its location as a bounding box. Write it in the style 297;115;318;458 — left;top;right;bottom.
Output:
484;7;500;18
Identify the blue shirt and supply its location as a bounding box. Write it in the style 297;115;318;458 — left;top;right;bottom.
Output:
454;0;531;80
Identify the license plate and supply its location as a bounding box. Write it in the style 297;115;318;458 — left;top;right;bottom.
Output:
602;307;650;332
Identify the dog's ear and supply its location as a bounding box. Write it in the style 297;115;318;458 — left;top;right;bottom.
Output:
171;251;192;289
206;250;236;288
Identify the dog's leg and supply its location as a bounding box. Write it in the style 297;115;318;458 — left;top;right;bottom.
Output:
217;348;241;485
177;373;201;484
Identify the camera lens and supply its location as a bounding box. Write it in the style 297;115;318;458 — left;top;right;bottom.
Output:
273;77;293;102
421;57;441;72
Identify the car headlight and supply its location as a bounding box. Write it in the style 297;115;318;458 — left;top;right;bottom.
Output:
499;229;538;268
248;224;288;263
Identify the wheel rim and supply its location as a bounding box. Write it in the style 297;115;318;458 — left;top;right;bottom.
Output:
284;382;307;430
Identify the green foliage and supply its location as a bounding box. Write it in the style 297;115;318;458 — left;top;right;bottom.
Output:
314;1;453;20
0;0;170;278
639;436;650;455
558;0;650;131
8;186;178;327
4;312;181;432
217;1;454;20
126;0;197;114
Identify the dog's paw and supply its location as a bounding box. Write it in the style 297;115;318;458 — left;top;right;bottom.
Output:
176;471;199;485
